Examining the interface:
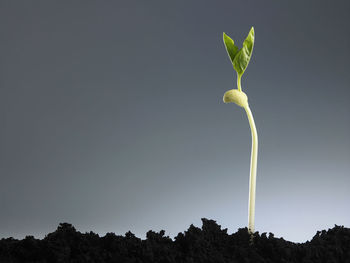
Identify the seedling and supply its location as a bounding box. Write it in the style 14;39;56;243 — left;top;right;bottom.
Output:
222;27;258;235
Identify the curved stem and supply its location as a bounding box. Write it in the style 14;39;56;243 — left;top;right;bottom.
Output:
244;105;258;235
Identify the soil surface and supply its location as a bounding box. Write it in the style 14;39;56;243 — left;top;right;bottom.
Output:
0;218;349;262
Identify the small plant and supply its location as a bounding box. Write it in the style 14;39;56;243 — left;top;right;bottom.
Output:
222;27;258;235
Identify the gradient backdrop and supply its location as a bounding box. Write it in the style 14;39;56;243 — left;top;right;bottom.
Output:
1;1;349;243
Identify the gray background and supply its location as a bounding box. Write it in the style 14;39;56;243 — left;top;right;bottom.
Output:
1;1;349;243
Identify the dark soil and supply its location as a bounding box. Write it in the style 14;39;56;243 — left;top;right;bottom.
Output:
0;218;349;263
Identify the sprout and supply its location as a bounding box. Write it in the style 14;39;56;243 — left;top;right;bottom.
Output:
222;27;258;236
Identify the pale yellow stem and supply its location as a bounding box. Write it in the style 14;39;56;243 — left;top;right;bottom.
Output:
244;105;258;235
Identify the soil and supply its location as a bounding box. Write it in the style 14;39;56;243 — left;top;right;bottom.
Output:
0;218;349;262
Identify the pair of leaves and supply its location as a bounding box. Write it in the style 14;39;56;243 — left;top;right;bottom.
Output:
223;27;254;76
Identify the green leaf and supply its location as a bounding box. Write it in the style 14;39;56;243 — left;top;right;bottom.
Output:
223;32;239;63
233;27;255;76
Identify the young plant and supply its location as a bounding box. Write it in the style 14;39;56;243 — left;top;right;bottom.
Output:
222;27;258;235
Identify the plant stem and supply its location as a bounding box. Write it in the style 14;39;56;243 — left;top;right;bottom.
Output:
237;74;242;91
244;105;258;235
